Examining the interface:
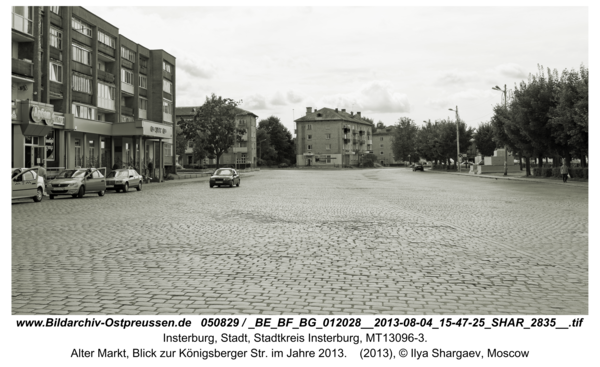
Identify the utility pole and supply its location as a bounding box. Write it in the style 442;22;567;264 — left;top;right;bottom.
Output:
492;85;508;176
448;106;460;172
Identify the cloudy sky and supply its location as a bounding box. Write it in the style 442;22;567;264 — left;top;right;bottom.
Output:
87;5;588;133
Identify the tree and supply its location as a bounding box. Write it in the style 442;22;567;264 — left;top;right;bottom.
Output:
474;122;496;157
175;129;187;164
361;153;378;167
256;127;278;165
178;94;246;169
549;65;588;166
391;117;418;162
258;116;295;164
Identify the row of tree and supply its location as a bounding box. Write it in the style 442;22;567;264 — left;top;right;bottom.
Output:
389;64;588;175
489;64;588;175
176;94;296;169
390;117;474;165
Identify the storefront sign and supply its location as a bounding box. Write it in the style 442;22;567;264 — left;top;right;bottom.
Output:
142;121;173;138
29;105;64;126
150;126;168;134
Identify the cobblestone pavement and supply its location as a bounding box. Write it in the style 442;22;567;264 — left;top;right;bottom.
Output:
12;168;588;315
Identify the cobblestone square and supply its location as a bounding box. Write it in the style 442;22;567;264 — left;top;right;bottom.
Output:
11;169;588;315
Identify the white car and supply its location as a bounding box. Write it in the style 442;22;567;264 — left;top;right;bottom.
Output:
12;168;44;203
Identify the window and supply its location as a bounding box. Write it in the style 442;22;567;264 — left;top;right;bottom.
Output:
307;134;312;140
380;144;383;148
49;6;60;15
163;79;172;94
163;61;172;73
98;82;115;110
72;17;92;37
49;27;61;49
12;7;33;35
72;43;91;65
325;134;331;139
72;103;96;120
139;98;148;111
380;151;384;155
139;75;147;89
98;30;115;48
140;57;148;69
326;155;331;163
121;46;135;62
307;124;312;130
121;115;134;123
49;62;62;83
72;73;92;94
326;144;331;150
380;137;384;141
163;99;172;114
307;145;312;150
121;69;133;85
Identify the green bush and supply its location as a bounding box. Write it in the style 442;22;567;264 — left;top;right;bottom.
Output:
583;168;588;179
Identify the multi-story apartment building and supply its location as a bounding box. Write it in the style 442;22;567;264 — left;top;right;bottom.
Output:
11;6;176;180
175;106;258;168
372;122;398;166
294;107;374;167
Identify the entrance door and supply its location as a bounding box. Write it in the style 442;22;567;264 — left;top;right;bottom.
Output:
307;158;311;166
24;146;44;168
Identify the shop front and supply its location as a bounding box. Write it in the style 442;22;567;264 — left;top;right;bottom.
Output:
112;119;173;182
12;100;68;171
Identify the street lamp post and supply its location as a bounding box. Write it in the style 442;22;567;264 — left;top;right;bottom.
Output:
492;85;508;176
448;106;460;172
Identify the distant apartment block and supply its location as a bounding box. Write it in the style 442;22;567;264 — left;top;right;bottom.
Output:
294;107;374;167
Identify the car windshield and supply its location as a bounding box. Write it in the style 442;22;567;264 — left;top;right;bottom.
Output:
215;169;233;176
56;170;87;178
107;171;129;178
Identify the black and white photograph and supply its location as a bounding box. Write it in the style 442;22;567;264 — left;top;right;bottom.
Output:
7;2;593;365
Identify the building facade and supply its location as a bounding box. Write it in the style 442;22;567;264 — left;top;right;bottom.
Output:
294;107;374;167
175;106;258;168
11;6;176;180
372;123;398;166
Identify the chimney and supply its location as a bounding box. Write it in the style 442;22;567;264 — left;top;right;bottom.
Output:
335;108;338;112
306;107;312;114
357;112;361;118
350;111;354;116
341;109;346;112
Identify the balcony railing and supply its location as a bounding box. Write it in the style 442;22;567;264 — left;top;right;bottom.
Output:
120;106;133;116
343;138;351;144
359;139;365;145
12;58;33;77
359;130;365;135
139;65;148;75
98;43;115;58
352;130;357;135
12;13;33;35
98;69;115;83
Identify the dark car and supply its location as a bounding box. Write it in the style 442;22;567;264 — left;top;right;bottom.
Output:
106;168;143;192
412;163;424;171
209;168;240;188
48;168;106;199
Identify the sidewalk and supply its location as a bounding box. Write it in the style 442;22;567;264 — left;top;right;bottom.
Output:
426;168;588;187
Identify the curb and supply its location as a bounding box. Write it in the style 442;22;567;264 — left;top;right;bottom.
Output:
425;169;588;187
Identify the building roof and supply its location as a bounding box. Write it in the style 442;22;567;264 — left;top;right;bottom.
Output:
175;106;258;118
294;107;374;126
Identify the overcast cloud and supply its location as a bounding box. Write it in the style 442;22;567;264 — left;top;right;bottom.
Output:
87;5;588;132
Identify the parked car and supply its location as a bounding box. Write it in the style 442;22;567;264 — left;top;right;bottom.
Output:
412;163;424;171
12;168;44;203
48;168;106;199
106;168;143;192
209;168;240;188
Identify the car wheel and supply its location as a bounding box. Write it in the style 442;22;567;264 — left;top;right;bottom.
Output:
33;188;43;202
210;184;214;188
136;182;142;191
124;183;129;192
77;186;85;198
116;188;121;193
50;195;55;200
236;180;240;187
72;194;78;198
98;190;106;197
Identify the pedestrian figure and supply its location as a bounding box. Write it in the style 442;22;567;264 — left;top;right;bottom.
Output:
560;159;569;183
32;159;48;195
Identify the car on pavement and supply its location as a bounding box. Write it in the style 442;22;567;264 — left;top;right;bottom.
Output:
209;168;240;188
12;168;45;203
106;168;143;192
47;167;106;199
412;163;424;171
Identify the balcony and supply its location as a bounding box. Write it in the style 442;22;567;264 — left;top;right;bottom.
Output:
343;126;350;132
98;69;115;84
343;138;351;144
12;13;33;35
359;130;365;135
138;109;147;120
139;65;148;75
121;82;134;95
352;130;358;135
121;59;133;70
352;139;358;145
359;139;365;145
163;69;172;80
120;106;133;116
367;139;372;145
98;43;115;58
12;58;33;78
